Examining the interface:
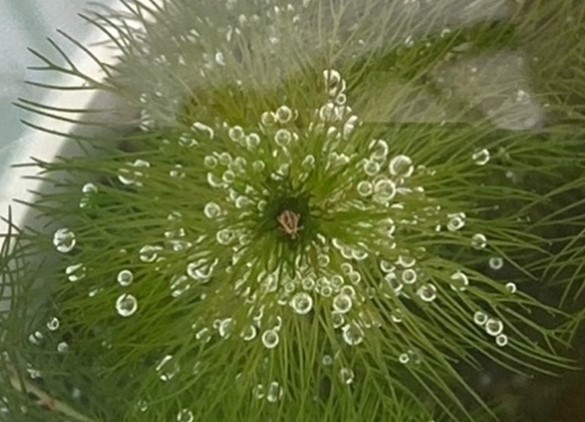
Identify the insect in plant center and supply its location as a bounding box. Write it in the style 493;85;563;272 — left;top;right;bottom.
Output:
277;210;303;239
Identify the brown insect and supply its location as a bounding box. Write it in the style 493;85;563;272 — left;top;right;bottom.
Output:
277;210;303;239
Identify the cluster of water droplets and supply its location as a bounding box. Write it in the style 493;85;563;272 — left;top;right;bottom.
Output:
473;311;508;346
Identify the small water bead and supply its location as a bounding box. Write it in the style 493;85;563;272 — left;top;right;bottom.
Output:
447;212;466;231
53;228;76;253
228;126;245;142
401;269;417;284
176;409;194;422
373;179;396;203
191;122;215;140
398;353;410;364
261;111;277;126
356;180;373;197
489;257;504;270
222;170;236;184
505;282;517;293
253;384;265;399
322;355;333;366
216;228;234;245
348;271;361;284
290;292;313;315
472;148;490;166
485;318;504;336
47;317;60;331
363;159;380;176
471;233;488;250
332;312;345;329
218;318;235;338
331;275;344;289
417;284;437;302
342;324;364;346
204;155;218;168
115;294;138;317
266;381;284;403
262;329;280;349
496;334;508;347
397;255;416;268
274;129;292;147
57;342;69;353
79;183;98;208
275;105;293;123
187;259;217;282
332;293;352;314
388;155;414;178
244;133;261;150
320;285;333;297
204;202;222;219
139;245;163;263
169;165;185;178
170;275;191;297
137;400;149;412
450;271;469;291
66;263;86;282
117;270;134;287
241;325;257;341
380;260;395;273
473;311;488;325
339;367;355;385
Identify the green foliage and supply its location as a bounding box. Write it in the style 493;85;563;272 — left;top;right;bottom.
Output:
2;1;585;421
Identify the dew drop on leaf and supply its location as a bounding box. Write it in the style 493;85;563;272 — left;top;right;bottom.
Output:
115;293;138;317
66;263;87;282
485;318;504;336
472;148;490;166
332;293;352;314
290;292;313;315
117;269;134;287
473;311;488;325
496;334;508;347
388;154;414;177
176;409;194;422
505;282;517;293
57;342;69;353
53;228;76;253
339;367;355;385
342;324;364;346
266;381;284;403
471;233;488;250
489;257;504;270
46;317;60;331
417;284;437;302
204;202;222;219
261;329;280;349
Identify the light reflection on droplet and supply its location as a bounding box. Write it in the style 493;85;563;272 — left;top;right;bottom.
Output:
115;293;138;317
53;228;76;253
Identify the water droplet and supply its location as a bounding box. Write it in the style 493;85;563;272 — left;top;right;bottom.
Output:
339;367;354;385
373;179;396;203
332;293;352;314
348;271;361;284
261;111;277;126
322;355;333;366
485;318;504;336
473;311;488;325
187;259;217;282
274;129;292;147
399;353;410;364
47;317;60;331
169;164;185;178
191;122;214;140
266;381;283;402
156;354;180;381
262;329;280;349
389;155;414;177
136;400;149;412
471;233;487;250
79;183;98;208
417;284;437;302
228;126;245;142
240;325;257;341
216;228;235;245
57;341;69;353
204;155;218;168
139;245;163;263
177;408;194;422
117;159;150;186
53;228;76;253
290;292;313;315
489;257;504;270
505;282;517;293
218;318;235;338
363;160;380;176
66;263;86;282
117;270;134;287
115;293;138;317
204;202;222;219
342;324;364;346
245;133;261;150
450;271;469;291
357;181;373;197
447;212;466;231
170;275;191;297
275;105;293;123
472;149;490;166
496;334;508;346
401;269;417;284
253;384;265;399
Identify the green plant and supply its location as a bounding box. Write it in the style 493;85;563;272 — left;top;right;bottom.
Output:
2;1;585;421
